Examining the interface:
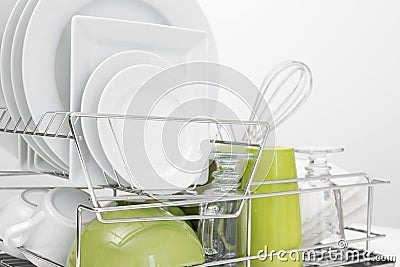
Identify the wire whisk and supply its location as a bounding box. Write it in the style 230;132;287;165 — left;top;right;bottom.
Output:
246;61;313;143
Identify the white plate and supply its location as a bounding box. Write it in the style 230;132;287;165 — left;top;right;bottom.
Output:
0;0;17;36
20;143;59;173
122;62;268;193
71;15;209;113
10;0;68;171
0;0;64;170
71;15;209;184
0;0;17;105
0;0;19;158
121;70;201;193
21;0;217;174
97;65;164;186
79;51;170;184
35;152;59;173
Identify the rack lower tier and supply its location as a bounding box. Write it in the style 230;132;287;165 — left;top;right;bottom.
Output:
0;247;395;267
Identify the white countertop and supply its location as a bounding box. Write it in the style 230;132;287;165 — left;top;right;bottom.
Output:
369;225;400;262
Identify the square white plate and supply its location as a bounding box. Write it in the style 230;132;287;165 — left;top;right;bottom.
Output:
70;15;209;112
69;15;209;186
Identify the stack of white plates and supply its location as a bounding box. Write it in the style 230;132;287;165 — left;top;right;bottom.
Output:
0;0;217;190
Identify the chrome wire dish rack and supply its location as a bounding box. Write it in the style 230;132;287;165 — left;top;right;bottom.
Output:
0;109;395;267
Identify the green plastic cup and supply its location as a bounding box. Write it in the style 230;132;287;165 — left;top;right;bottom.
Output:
243;147;302;267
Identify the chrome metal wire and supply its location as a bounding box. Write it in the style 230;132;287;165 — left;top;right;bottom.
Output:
0;110;393;267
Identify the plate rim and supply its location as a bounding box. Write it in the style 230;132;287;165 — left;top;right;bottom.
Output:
79;50;171;182
0;0;65;170
97;64;166;187
11;0;68;170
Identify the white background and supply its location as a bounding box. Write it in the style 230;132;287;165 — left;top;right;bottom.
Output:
198;0;400;228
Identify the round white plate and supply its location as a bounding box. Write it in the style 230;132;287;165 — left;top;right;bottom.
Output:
122;85;201;194
0;0;18;106
21;0;217;169
123;62;270;193
0;0;63;170
0;0;19;158
81;50;170;180
11;0;68;171
0;0;17;36
97;65;164;186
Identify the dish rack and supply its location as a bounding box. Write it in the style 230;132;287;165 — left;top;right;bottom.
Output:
0;109;395;267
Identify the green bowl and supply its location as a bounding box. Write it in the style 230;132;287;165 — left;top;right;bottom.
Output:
115;201;193;228
66;206;204;267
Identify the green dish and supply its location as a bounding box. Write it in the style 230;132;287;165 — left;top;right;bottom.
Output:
66;206;204;267
115;201;193;228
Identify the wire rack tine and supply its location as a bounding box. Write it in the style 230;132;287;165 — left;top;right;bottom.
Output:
112;167;123;188
0;109;8;126
102;170;113;186
66;115;79;139
3;117;12;131
43;112;58;135
54;113;69;137
12;118;22;133
32;113;50;134
107;118;137;188
22;117;33;134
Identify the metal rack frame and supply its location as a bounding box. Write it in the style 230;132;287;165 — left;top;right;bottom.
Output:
0;110;395;267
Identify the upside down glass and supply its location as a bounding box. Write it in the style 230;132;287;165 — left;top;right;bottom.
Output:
198;150;254;266
296;148;345;248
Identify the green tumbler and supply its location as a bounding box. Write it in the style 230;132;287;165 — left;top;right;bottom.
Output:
242;147;302;267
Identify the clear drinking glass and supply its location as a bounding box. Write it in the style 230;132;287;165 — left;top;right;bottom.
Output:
198;151;254;266
296;148;346;247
